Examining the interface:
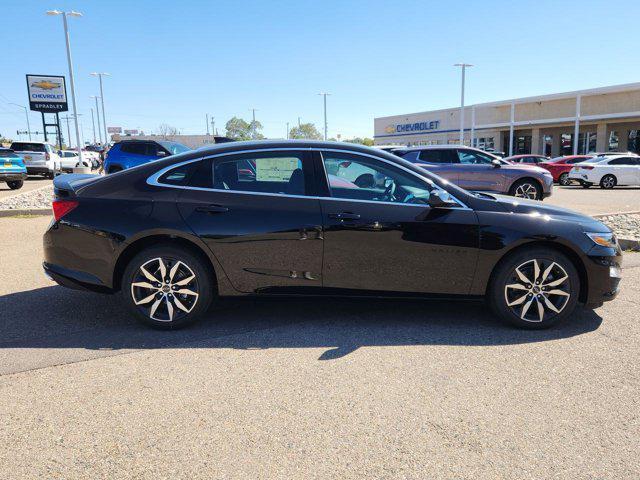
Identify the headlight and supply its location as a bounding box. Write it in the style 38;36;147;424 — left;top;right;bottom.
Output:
586;232;617;248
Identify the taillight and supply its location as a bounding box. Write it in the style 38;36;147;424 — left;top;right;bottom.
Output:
45;153;50;161
52;199;78;221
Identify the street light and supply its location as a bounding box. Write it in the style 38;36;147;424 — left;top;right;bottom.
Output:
318;93;331;140
454;63;473;145
249;108;258;139
9;103;31;140
47;9;83;159
90;72;110;144
89;95;102;144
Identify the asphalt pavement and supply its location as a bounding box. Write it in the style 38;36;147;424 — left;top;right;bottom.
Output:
0;215;639;479
547;185;640;215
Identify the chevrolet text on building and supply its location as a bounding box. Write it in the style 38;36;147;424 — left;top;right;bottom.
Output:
375;82;640;157
26;74;68;113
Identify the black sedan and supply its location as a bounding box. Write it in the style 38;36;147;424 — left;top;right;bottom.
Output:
43;140;622;329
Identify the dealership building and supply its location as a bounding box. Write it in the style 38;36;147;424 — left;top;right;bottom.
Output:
374;82;640;156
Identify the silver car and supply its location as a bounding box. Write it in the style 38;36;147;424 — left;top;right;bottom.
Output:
394;145;553;200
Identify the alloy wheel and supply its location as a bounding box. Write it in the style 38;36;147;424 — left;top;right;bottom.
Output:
601;176;615;188
513;183;539;199
559;173;570;186
130;257;199;322
503;259;571;323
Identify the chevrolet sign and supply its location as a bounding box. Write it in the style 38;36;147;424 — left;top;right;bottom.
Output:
390;120;440;133
26;74;68;113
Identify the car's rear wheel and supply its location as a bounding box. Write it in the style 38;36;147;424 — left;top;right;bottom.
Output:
581;182;592;188
122;245;214;329
7;180;23;190
488;248;580;329
558;172;571;186
600;174;616;189
509;179;542;200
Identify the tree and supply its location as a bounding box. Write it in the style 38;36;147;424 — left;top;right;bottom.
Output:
289;123;323;140
225;117;264;140
343;137;374;146
157;124;180;138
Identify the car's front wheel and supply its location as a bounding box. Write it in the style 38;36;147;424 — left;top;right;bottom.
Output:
509;179;542;200
122;245;214;329
600;174;616;189
558;172;571;186
488;248;580;329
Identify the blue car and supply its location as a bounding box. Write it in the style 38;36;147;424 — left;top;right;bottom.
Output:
0;148;27;190
104;139;190;174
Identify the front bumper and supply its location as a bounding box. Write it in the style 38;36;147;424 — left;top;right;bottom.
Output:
0;172;27;182
583;246;623;308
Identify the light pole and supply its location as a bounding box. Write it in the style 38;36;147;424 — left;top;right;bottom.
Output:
286;122;289;139
90;72;110;145
89;95;102;144
318;93;330;140
47;10;83;158
454;63;473;145
249;108;258;139
90;107;96;144
9;103;31;140
61;115;72;148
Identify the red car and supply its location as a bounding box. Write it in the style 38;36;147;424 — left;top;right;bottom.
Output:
539;155;592;186
503;154;550;166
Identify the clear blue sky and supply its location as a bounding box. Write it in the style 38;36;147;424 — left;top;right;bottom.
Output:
1;0;639;142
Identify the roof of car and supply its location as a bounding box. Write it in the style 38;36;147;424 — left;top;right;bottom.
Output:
504;154;547;159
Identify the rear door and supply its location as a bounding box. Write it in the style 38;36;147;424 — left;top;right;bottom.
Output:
608;157;639;184
317;150;479;295
413;149;459;183
173;150;324;293
456;149;503;191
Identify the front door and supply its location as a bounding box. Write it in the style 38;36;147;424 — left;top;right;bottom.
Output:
318;150;479;295
455;148;504;192
176;150;324;293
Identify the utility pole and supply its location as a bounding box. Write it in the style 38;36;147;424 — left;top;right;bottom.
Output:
206;113;209;135
318;93;330;141
91;72;110;145
62;115;72;148
298;117;301;127
454;63;473;145
286;122;289;139
210;117;215;137
90;107;96;143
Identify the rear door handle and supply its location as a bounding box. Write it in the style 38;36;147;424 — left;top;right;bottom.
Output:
195;204;229;214
328;212;361;220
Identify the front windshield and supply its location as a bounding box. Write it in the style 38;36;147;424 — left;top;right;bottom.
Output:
158;141;190;155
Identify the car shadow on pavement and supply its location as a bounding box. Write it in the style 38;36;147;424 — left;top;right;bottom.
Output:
0;286;603;360
0;286;602;360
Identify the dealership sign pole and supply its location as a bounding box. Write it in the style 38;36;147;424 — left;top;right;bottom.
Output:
454;63;473;145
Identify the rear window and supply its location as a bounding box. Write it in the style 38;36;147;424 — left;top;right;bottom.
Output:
0;150;17;158
10;142;46;152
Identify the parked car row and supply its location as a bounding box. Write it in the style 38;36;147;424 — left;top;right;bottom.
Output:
8;141;100;178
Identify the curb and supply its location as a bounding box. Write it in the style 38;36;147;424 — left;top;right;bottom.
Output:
0;208;51;218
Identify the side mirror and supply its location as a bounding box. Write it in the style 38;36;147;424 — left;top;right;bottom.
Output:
491;159;502;168
428;189;458;209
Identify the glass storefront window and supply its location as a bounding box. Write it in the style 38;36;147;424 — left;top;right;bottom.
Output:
515;136;532;154
628;130;640;153
560;133;573;155
608;131;619;151
543;135;553;156
578;132;597;154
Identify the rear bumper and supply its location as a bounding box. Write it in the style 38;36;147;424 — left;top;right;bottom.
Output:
43;262;112;293
0;172;27;181
27;166;53;175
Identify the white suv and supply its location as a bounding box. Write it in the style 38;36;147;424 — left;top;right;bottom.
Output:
9;141;61;179
568;153;640;188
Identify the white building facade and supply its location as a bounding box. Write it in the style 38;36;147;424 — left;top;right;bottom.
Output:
374;82;640;156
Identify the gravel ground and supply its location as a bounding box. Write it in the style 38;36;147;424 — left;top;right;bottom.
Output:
599;213;640;240
0;185;52;210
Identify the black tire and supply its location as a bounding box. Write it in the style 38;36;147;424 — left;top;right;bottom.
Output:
508;179;543;200
7;180;23;190
558;172;570;186
121;245;215;329
599;174;616;189
581;182;592;188
45;172;55;179
488;247;580;329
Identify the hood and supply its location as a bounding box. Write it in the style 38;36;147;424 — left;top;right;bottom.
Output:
485;194;610;232
500;163;548;174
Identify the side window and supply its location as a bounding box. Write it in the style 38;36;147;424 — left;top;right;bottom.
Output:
158;162;196;186
322;152;435;205
457;149;493;165
189;151;310;195
121;143;147;155
609;157;634;165
418;149;453;164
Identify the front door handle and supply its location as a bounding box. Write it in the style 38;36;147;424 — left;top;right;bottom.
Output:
195;204;229;214
328;212;361;220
